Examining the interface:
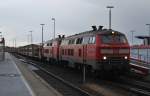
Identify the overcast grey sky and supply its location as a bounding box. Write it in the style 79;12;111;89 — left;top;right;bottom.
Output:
0;0;150;46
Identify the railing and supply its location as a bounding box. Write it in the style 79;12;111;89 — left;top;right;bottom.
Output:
0;38;5;61
131;48;150;64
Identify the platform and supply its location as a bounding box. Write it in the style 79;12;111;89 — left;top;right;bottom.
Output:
0;53;62;96
0;53;32;96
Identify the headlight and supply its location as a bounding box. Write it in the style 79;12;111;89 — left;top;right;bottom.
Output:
124;56;128;59
112;31;115;34
103;56;107;60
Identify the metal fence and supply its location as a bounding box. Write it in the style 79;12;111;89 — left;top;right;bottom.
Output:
131;48;150;63
0;38;5;61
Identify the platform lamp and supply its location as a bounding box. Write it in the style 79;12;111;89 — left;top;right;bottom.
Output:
106;6;114;30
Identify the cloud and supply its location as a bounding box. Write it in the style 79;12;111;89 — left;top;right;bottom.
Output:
0;0;149;46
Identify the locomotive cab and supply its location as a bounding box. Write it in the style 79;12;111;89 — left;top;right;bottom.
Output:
97;30;130;73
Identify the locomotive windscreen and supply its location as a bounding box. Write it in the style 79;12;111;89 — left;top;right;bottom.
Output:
101;34;127;44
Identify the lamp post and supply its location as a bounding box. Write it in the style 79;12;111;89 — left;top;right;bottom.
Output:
146;24;150;63
14;38;16;48
29;31;33;44
40;24;45;61
52;18;55;39
27;34;29;45
0;32;2;38
146;24;150;36
29;30;33;57
131;30;135;45
40;24;45;46
106;6;114;30
27;34;30;56
0;32;5;60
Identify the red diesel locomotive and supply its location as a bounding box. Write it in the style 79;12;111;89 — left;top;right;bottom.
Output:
43;26;130;74
43;38;61;62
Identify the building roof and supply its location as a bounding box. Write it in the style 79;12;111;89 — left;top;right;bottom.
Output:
135;36;150;39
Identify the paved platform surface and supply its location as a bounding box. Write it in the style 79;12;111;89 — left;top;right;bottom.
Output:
0;53;62;96
12;53;62;96
0;53;32;96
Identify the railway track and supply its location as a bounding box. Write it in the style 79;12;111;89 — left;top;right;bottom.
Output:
13;53;150;96
100;75;150;96
18;58;93;96
115;77;150;96
103;79;150;96
119;76;150;91
124;72;150;84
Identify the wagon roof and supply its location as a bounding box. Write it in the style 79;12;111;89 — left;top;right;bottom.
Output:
18;44;41;48
65;29;124;39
